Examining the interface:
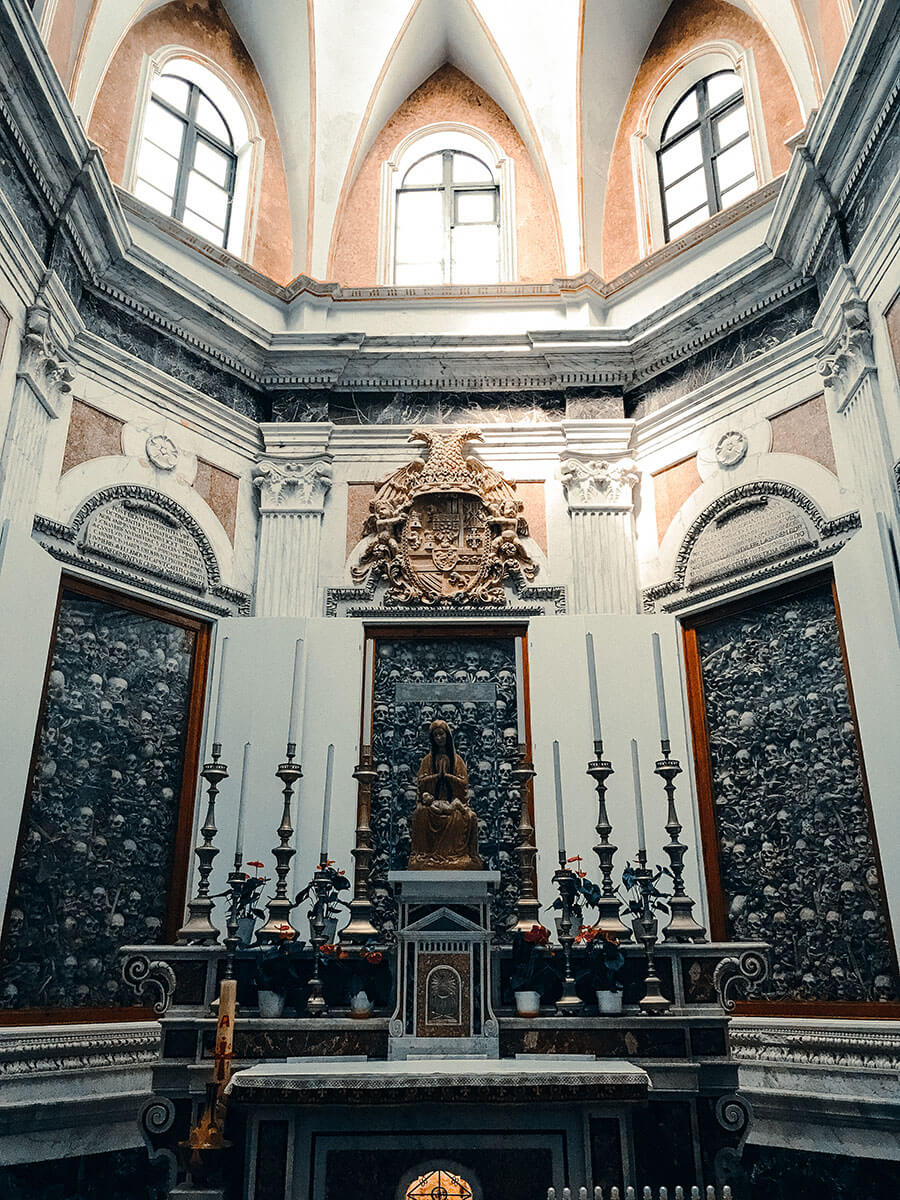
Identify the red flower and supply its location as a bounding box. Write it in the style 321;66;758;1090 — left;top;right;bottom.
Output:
277;924;296;941
567;855;583;864
575;924;598;945
247;860;265;870
320;943;338;956
364;950;384;965
524;924;550;945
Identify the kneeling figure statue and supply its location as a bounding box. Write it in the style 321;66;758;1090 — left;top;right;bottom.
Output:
408;719;483;871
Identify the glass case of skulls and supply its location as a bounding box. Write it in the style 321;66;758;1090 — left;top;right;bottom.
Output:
689;577;898;1003
368;630;527;936
0;579;207;1013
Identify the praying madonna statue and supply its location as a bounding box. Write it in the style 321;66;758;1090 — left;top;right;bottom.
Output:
408;719;483;871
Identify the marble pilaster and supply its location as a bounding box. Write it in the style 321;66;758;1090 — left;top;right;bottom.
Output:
560;456;641;614
0;301;73;530
252;458;334;617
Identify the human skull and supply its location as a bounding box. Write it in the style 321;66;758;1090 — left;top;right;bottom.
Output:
502;727;518;752
7;908;24;938
49;669;66;699
375;763;391;785
434;670;449;685
464;651;480;673
107;677;128;701
498;761;513;787
91;887;107;911
87;673;104;699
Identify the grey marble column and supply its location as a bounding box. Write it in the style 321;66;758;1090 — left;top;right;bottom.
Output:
0;301;74;530
560;457;641;614
252;458;334;617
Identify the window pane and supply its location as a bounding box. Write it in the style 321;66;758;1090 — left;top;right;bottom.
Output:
134;178;175;216
658;130;703;186
182;207;227;245
720;173;757;208
706;70;743;108
450;223;499;283
403;153;444;187
715;139;755;191
454;190;496;224
664;167;709;223
668;205;710;239
143;100;185;157
663;89;698;139
152;73;190;113
135;139;179;197
452;152;493;184
185;171;229;228
193;139;230;187
395;262;443;286
195;93;231;146
714;103;749;151
395;189;444;266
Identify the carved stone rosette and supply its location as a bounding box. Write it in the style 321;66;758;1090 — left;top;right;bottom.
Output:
252;457;334;617
560;456;641;614
352;427;537;607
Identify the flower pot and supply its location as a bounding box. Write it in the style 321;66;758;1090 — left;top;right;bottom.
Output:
236;916;256;946
257;989;285;1018
596;989;623;1014
349;990;373;1019
514;989;541;1017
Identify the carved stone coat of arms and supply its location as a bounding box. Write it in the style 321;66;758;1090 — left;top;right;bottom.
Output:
352;427;537;606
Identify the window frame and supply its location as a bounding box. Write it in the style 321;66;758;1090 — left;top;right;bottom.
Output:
378;124;516;286
630;43;771;257
125;48;265;261
656;72;757;243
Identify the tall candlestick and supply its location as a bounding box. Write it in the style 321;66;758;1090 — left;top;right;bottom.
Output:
631;739;646;854
320;743;334;861
651;632;670;746
361;638;374;748
211;635;229;747
553;739;566;856
585;631;602;745
515;638;526;744
287;638;305;748
235;740;251;864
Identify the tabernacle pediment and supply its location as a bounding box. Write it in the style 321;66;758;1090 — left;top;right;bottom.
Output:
404;906;485;935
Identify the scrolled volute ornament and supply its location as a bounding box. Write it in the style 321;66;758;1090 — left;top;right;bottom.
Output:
121;952;177;1015
713;948;769;1013
252;458;334;512
141;1095;176;1137
560;457;640;510
715;1093;751;1134
352;426;537;607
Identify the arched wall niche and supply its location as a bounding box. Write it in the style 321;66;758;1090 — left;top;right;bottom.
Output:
600;0;806;280
329;64;563;287
86;0;292;283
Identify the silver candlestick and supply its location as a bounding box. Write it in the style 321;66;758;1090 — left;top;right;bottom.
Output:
586;741;631;940
513;744;541;932
631;852;671;1015
257;744;302;944
342;747;378;944
655;742;706;943
178;745;228;944
552;853;584;1015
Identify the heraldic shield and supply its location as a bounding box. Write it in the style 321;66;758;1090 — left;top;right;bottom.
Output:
352;427;537;607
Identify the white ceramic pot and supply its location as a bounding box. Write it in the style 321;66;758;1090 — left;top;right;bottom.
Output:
596;989;623;1014
514;989;541;1017
257;989;286;1018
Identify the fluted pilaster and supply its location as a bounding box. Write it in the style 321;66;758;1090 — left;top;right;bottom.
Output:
561;457;640;614
252;458;333;617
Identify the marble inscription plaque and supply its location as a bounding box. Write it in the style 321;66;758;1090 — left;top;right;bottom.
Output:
395;681;496;704
84;501;207;590
686;497;813;586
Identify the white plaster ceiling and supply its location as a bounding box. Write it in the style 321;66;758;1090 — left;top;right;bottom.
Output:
69;0;824;282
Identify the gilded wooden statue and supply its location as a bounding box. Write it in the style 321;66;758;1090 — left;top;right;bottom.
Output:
408;719;483;870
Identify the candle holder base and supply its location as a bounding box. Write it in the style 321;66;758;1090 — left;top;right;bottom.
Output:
662;895;707;943
306;975;327;1018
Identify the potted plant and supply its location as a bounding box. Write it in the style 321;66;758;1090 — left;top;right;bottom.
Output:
321;943;387;1017
253;927;305;1018
234;861;270;946
509;924;552;1016
576;925;625;1013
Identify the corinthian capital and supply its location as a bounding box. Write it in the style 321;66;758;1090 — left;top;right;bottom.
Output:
817;298;874;398
16;302;74;417
560;457;640;511
252;457;334;513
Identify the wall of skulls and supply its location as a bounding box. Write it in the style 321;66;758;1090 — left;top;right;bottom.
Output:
695;581;897;1002
0;586;198;1010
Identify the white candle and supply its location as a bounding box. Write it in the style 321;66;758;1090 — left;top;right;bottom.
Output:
651;632;670;745
286;638;305;748
361;638;374;747
585;631;602;745
320;743;335;860
514;638;526;745
235;741;251;863
211;635;229;747
631;739;646;854
553;739;566;856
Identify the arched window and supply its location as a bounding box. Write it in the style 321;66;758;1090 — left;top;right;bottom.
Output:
379;125;516;286
657;70;758;241
135;70;236;247
127;53;263;258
